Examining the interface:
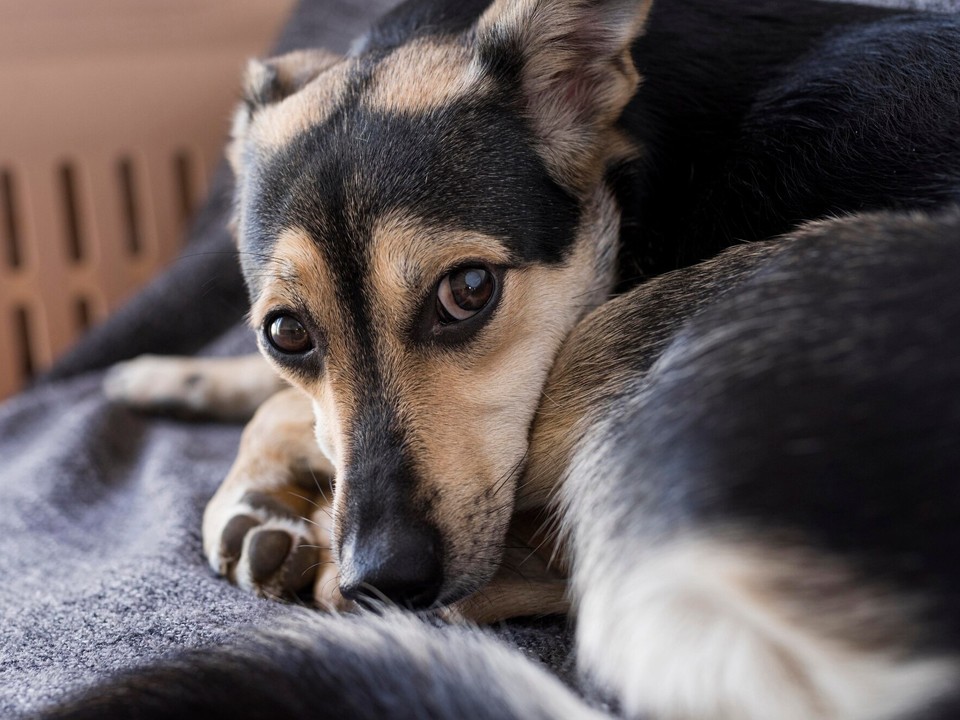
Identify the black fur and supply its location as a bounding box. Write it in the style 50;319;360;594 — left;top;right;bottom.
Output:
569;210;960;640
619;0;960;281
691;14;960;253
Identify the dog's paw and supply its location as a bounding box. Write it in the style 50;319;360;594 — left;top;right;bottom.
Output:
104;355;217;416
204;489;345;608
103;354;283;420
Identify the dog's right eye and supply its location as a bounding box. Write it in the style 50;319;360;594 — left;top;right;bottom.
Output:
266;314;313;354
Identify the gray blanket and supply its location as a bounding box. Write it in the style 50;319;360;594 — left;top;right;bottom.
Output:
1;0;954;716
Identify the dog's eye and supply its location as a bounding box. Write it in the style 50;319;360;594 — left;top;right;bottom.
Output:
266;314;313;354
437;267;495;322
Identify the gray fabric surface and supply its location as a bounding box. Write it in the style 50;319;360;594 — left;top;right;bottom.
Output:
1;0;956;716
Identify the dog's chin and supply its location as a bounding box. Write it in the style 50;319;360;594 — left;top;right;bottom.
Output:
435;547;508;609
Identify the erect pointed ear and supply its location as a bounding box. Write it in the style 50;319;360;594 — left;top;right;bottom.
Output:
476;0;652;190
241;49;342;110
225;49;341;244
227;49;341;174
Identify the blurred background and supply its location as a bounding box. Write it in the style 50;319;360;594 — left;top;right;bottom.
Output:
0;0;296;399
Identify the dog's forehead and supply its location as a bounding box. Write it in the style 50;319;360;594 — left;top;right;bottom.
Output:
237;47;580;299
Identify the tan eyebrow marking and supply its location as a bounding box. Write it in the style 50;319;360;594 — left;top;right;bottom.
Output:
363;38;489;114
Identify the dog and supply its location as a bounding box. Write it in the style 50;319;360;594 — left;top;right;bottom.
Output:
88;0;960;717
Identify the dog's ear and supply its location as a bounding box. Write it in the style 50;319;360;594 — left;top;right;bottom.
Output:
476;0;652;190
226;49;340;244
241;49;342;110
227;49;341;174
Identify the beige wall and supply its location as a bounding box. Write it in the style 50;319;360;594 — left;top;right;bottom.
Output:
0;0;296;399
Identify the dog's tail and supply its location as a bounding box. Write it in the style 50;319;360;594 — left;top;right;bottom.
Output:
36;609;604;720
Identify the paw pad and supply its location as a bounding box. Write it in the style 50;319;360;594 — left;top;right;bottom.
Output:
212;491;324;599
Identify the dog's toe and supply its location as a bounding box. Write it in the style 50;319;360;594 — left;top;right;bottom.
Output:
248;529;293;581
236;524;319;598
206;492;330;601
220;514;261;571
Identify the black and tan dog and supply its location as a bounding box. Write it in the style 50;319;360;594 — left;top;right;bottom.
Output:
88;209;960;720
95;0;960;717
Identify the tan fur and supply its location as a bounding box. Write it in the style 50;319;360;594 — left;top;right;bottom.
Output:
249;224;375;461
249;227;360;469
364;38;488;114
202;387;341;602
445;512;569;622
366;212;513;327
521;240;790;510
229;50;349;170
244;50;343;104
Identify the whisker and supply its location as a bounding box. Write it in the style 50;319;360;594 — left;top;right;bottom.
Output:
302;560;336;576
286;491;322;510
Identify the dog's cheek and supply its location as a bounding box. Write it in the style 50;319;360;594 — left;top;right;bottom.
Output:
310;400;339;470
406;319;569;585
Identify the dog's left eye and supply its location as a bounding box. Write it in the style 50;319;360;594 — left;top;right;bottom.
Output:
437;267;495;322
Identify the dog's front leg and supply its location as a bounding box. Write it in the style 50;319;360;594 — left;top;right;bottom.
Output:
104;353;285;421
202;387;346;608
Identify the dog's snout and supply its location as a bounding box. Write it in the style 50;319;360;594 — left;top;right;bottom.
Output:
339;523;443;609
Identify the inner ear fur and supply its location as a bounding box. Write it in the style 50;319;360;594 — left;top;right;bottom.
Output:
476;0;652;191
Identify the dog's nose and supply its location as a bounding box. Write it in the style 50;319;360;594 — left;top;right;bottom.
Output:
339;523;443;609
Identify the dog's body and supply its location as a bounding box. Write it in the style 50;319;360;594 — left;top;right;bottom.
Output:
88;0;960;717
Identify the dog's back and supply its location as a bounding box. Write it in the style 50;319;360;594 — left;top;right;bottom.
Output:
621;2;960;278
545;208;960;719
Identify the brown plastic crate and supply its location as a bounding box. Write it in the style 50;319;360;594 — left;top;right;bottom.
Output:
0;0;294;399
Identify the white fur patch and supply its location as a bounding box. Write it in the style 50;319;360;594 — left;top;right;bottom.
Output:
575;538;957;720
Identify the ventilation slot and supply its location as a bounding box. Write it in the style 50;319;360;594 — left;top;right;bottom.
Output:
75;296;93;333
13;305;35;381
1;168;21;269
173;150;196;226
117;157;142;257
59;162;85;263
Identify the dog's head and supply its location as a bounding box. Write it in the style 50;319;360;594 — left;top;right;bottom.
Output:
229;0;652;608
